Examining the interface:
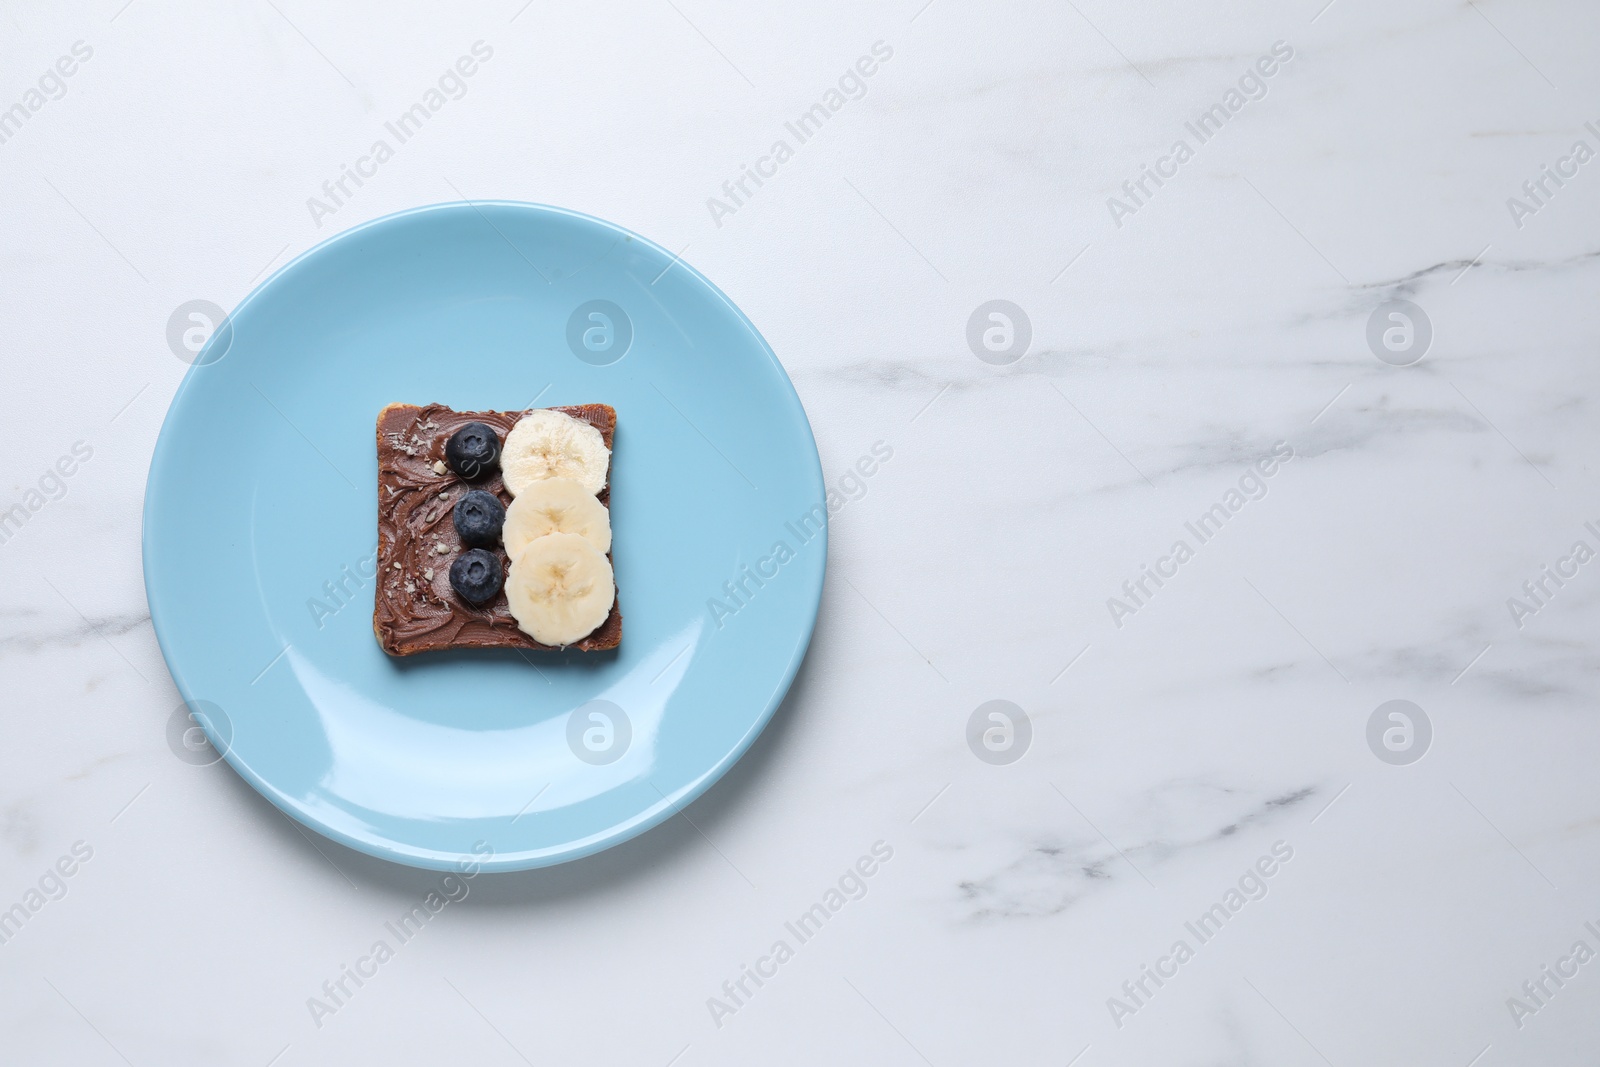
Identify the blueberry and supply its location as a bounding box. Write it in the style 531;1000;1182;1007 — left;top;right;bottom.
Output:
445;422;500;480
449;548;504;605
452;489;505;547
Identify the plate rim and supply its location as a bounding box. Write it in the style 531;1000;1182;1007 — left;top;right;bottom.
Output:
141;199;825;871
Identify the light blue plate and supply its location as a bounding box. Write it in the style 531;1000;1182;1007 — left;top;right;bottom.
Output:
143;202;824;871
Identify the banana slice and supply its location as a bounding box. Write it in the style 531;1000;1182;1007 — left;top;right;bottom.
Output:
503;477;612;558
501;409;610;497
505;532;615;645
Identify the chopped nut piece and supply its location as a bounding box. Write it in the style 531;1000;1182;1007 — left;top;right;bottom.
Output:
424;568;434;579
432;460;447;475
435;544;449;555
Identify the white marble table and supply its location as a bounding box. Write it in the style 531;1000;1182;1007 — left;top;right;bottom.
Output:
4;0;1599;1063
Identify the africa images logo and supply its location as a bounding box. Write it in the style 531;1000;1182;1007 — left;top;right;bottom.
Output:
1107;41;1294;228
305;41;494;227
707;442;892;630
705;41;894;228
705;842;894;1029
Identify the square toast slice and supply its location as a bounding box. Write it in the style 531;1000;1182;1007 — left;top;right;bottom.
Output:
373;402;620;656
